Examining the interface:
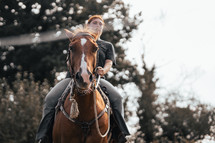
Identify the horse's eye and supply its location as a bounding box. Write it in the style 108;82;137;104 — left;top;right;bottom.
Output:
92;46;98;53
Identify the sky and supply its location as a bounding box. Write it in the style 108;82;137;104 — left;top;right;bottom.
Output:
123;0;215;106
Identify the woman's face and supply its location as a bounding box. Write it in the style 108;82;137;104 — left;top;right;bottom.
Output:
87;18;104;37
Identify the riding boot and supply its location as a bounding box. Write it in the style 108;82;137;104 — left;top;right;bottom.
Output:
112;110;129;142
36;107;55;143
35;78;71;143
112;109;130;134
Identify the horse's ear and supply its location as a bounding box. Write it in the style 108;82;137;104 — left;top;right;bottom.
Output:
91;33;99;41
64;29;74;40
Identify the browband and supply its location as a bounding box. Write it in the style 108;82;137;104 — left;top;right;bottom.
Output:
72;32;96;41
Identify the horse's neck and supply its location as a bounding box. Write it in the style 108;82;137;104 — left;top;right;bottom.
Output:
76;93;94;110
74;90;105;120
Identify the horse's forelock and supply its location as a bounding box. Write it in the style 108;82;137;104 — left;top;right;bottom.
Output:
73;27;98;41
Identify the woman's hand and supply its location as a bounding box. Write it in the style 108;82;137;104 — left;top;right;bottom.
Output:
96;67;105;77
96;60;113;77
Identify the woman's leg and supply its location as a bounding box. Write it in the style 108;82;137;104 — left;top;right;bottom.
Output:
99;79;130;138
36;78;71;142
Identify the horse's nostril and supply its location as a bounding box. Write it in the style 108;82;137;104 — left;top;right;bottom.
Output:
76;72;84;83
76;72;80;80
89;74;93;82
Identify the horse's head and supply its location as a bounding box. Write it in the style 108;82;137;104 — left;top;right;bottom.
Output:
65;29;98;90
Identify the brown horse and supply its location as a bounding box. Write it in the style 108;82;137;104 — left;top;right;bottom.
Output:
53;29;110;143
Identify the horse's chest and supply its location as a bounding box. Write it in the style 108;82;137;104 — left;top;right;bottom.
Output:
62;123;105;142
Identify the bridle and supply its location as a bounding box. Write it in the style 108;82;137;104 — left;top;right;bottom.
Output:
66;32;97;75
66;32;98;94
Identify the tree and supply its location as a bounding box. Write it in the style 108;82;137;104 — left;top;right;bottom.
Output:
160;94;215;142
133;56;215;142
135;56;160;142
0;0;142;86
0;73;51;143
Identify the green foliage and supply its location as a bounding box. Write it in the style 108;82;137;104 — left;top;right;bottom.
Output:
0;73;50;143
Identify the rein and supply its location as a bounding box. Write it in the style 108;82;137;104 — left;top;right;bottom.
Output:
93;76;111;137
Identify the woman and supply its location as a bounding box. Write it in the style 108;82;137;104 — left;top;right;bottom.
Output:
36;15;130;143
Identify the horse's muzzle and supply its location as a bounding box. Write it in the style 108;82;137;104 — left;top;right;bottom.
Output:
75;70;93;89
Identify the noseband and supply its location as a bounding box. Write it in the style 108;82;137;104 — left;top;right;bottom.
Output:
73;67;100;95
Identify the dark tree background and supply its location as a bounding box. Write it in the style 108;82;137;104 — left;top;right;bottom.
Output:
135;57;160;142
1;0;215;143
0;73;49;143
133;57;215;142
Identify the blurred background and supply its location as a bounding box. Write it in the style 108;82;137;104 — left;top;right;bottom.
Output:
0;0;214;142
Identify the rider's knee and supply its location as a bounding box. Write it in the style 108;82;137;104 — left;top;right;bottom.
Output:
114;92;123;103
110;90;123;106
44;91;57;108
44;78;71;107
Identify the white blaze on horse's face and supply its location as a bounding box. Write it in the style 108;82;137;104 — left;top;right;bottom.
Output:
81;38;87;46
80;38;91;85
